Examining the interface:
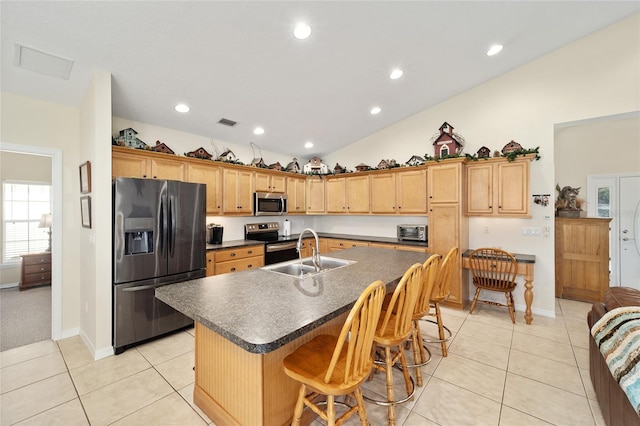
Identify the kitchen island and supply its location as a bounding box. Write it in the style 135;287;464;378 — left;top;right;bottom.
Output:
156;247;430;426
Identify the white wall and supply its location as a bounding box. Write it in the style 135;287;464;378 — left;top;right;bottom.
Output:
323;13;640;317
555;114;640;195
79;71;113;359
0;92;82;334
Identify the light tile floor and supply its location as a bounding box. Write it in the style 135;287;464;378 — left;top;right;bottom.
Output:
0;298;605;425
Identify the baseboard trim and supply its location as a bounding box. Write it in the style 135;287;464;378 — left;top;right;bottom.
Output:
78;329;113;361
0;282;19;290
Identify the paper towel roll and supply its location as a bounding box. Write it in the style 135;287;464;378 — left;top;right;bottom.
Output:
283;219;291;236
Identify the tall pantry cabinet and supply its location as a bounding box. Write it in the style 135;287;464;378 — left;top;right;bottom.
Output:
427;159;469;309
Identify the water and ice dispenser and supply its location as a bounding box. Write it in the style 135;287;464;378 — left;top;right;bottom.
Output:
124;218;154;255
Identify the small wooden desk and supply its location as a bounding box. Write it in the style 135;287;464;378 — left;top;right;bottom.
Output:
461;249;536;324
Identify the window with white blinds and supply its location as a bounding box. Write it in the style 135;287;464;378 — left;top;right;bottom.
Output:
3;182;51;262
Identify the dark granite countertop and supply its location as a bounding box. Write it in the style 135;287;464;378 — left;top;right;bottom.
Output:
206;234;428;251
156;247;429;354
461;249;535;264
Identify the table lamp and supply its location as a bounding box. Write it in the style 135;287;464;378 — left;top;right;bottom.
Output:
38;213;52;252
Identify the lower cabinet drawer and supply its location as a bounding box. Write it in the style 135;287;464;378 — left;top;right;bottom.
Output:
214;246;263;262
22;272;52;285
215;256;264;275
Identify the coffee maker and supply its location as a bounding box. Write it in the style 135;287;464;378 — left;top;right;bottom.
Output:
207;224;223;244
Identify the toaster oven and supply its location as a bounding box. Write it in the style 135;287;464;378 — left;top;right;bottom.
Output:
397;224;427;242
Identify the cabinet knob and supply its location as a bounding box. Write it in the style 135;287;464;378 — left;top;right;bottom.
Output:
230;253;236;257
230;267;236;272
208;259;212;263
248;264;253;268
248;250;253;254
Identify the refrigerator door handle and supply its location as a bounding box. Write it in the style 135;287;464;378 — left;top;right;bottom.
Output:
159;196;166;256
122;284;160;292
169;195;176;257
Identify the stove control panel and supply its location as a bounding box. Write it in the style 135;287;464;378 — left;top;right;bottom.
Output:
245;222;280;234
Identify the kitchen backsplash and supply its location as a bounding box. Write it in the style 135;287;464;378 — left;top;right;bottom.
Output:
206;215;428;241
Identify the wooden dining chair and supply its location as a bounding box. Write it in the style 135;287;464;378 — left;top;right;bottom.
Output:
367;263;422;426
423;247;458;357
407;253;441;387
468;247;518;323
282;280;386;426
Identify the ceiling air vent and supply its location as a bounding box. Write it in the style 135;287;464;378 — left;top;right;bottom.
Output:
217;118;237;127
15;43;74;80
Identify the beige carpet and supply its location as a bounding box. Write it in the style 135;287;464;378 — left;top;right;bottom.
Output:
0;285;51;352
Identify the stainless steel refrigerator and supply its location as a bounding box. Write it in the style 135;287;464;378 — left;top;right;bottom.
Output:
112;177;206;354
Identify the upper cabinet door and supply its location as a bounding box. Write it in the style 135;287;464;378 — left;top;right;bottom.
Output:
187;162;222;214
397;169;427;214
466;163;493;215
326;178;347;213
112;150;149;178
497;161;529;215
371;173;397;214
306;177;325;213
347;175;370;213
427;163;460;204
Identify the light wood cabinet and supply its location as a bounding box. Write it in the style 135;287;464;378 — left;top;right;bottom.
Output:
326;175;370;214
326;239;369;252
112;147;186;180
286;176;306;214
206;251;215;277
187;163;222;214
396;169;428;214
555;217;611;303
255;172;286;193
223;168;254;214
214;245;264;275
20;252;51;290
428;162;460;204
466;157;531;217
306;177;326;213
370;173;397;213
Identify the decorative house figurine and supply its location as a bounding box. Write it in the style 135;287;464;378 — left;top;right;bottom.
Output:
114;128;147;149
218;148;237;162
268;162;283;171
303;156;329;174
285;158;301;173
355;163;370;172
251;157;268;168
377;159;391;169
185;147;212;160
405;155;425;166
153;140;175;154
333;163;347;174
493;150;501;157
431;122;465;157
501;140;523;154
476;146;491;159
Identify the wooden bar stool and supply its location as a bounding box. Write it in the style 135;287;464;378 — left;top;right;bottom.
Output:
365;263;422;426
406;254;441;386
422;247;458;357
283;280;386;426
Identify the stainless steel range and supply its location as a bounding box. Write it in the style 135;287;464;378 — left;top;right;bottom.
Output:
245;222;299;265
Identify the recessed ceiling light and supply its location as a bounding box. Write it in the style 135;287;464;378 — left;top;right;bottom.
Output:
174;103;190;113
304;141;314;149
293;22;312;40
389;68;403;80
370;106;381;115
487;44;503;56
253;127;265;135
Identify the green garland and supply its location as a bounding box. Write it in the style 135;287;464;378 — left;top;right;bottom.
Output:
424;147;540;163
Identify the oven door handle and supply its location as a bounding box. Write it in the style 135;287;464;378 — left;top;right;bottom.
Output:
266;242;298;252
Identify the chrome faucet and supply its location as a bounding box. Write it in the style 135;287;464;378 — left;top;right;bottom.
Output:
297;228;322;272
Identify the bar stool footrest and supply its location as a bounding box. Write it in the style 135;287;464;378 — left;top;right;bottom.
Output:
419;318;452;343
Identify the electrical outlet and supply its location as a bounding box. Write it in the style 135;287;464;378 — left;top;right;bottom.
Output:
543;226;551;237
522;227;541;236
484;225;490;234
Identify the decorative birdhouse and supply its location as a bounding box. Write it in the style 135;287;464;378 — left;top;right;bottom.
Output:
355;163;370;172
251;157;268;168
476;146;491;159
405;155;425;166
377;159;391;170
218;148;237;162
334;163;348;174
153;140;175;155
501;140;523;154
431;122;465;157
115;128;147;149
285;158;301;173
268;162;283;171
185;147;212;160
303;156;329;174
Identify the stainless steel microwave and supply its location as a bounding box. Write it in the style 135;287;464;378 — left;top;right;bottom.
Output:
397;224;427;242
254;192;288;216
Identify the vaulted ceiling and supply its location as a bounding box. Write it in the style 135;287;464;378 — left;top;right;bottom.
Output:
2;1;638;158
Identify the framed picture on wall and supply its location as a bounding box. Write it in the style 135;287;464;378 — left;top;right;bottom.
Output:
79;161;91;194
81;196;92;228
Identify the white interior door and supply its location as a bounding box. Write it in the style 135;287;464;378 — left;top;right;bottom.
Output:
620;176;640;289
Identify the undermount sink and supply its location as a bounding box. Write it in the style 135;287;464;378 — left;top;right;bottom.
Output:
262;256;355;278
